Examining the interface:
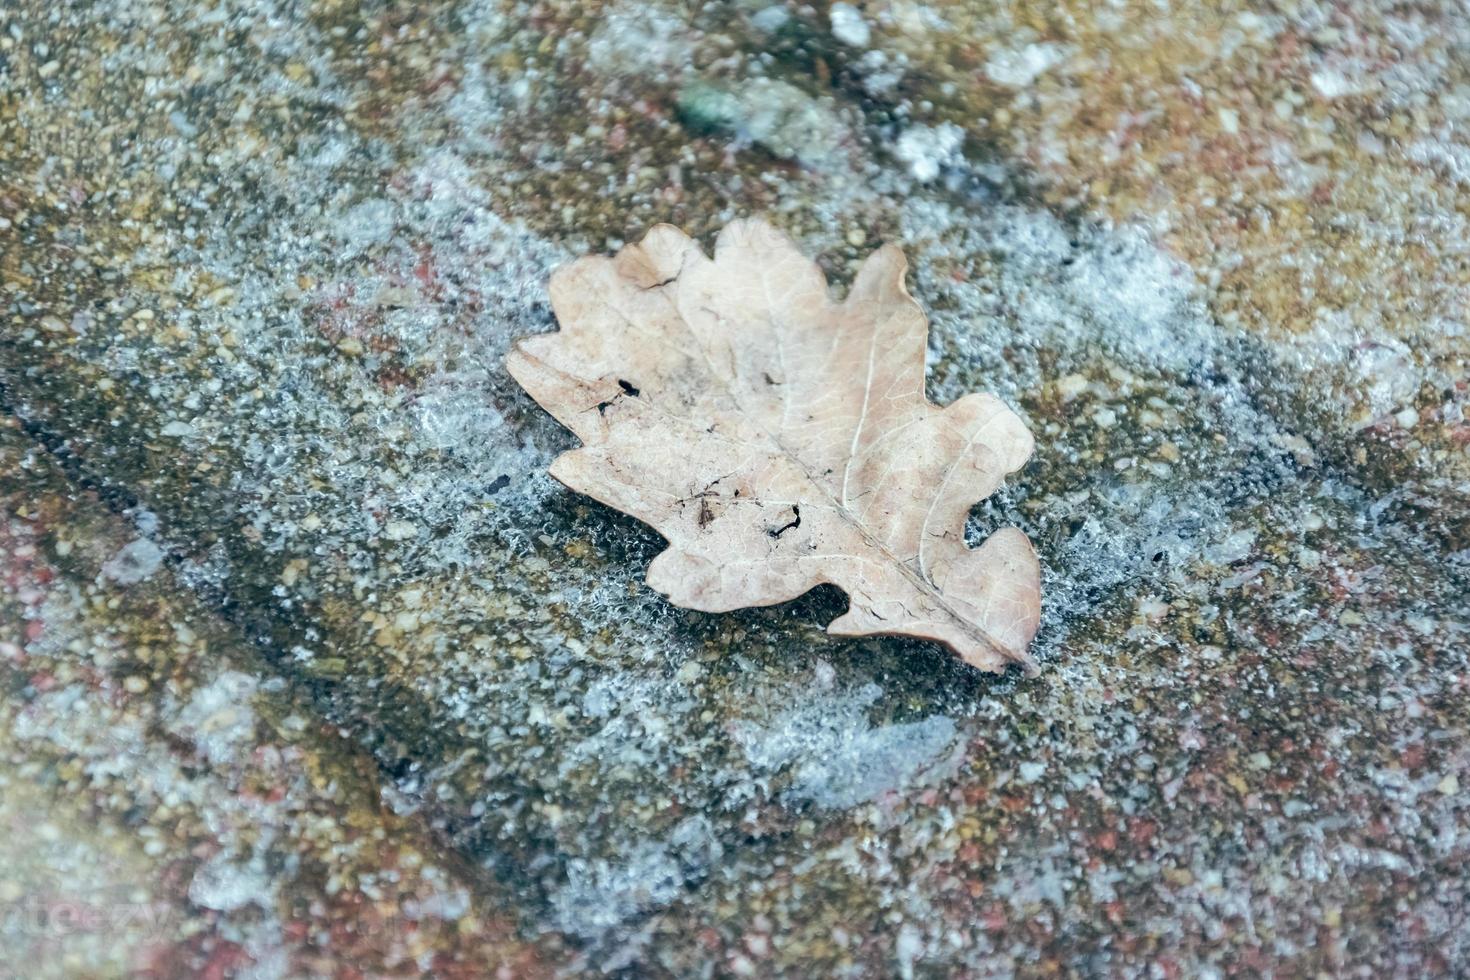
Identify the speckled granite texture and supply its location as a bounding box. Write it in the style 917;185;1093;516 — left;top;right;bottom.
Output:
2;1;1467;977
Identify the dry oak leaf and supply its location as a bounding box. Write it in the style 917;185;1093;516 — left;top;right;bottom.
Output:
507;219;1041;673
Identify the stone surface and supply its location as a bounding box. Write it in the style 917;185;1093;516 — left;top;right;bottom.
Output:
0;417;555;977
2;0;1467;976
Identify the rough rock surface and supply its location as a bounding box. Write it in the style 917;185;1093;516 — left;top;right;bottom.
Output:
2;0;1467;976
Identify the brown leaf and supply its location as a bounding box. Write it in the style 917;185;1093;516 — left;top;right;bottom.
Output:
507;220;1041;673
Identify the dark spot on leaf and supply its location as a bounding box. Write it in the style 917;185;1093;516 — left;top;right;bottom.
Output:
768;504;801;538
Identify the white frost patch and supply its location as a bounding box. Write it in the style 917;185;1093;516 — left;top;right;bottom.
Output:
188;851;275;912
895;123;965;182
555;842;682;938
896;921;925;979
984;42;1067;88
335;197;397;253
829;3;872;48
1407;139;1470;186
1207;528;1258;565
406;885;472;921
1310;68;1363;99
586;6;693;75
734;682;958;809
552;816;720;942
171;671;260;766
101;538;165;585
1346;338;1422;422
903;201;1217;375
751;5;790;33
888;193;1296;650
411;377;511;453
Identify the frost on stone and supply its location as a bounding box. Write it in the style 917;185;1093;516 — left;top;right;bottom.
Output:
896;123;966;182
829;2;872;48
187;849;279;918
553;815;721;949
508;219;1042;672
170;670;260;766
734;681;960;809
586;6;693;77
101;538;166;585
984;42;1068;88
677;79;850;169
750;5;791;33
336;197;398;254
890;197;1311;653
